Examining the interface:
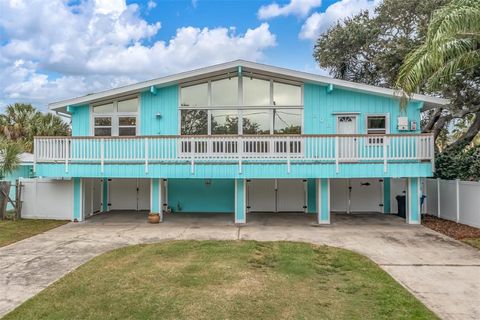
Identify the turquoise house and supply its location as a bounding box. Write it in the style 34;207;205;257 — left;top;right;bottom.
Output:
35;60;447;224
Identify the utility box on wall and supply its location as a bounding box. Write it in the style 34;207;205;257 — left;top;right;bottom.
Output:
397;117;409;131
410;121;417;131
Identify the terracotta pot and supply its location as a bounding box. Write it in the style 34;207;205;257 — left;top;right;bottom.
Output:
148;213;160;224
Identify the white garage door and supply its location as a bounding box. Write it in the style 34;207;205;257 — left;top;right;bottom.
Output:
109;179;150;211
248;179;276;212
277;179;305;212
83;178;102;218
330;178;349;212
331;178;383;213
349;179;383;212
247;179;306;213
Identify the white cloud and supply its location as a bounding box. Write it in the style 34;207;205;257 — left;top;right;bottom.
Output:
299;0;381;40
147;1;157;10
258;0;322;19
0;0;276;108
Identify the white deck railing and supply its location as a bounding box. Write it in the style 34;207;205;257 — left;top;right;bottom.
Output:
34;134;434;174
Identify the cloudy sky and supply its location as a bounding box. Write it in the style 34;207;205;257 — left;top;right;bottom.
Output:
0;0;381;109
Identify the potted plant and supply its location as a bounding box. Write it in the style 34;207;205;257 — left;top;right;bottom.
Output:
148;212;160;224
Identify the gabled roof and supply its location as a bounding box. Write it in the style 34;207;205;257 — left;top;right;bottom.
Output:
49;59;449;112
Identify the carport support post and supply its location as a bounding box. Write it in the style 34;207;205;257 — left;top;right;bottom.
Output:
150;178;163;222
407;178;421;224
102;179;108;212
383;178;391;214
235;179;246;224
316;178;330;224
73;178;83;222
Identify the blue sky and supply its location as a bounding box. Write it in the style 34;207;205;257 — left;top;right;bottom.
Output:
0;0;380;109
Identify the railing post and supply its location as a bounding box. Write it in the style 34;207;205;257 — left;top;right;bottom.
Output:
101;138;105;174
383;136;388;173
190;137;195;174
238;136;243;174
65;138;69;173
145;138;149;174
287;136;291;174
335;136;339;173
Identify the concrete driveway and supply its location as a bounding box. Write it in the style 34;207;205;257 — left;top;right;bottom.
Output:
1;212;479;320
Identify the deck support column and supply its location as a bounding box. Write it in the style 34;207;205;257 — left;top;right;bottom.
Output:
73;177;83;222
307;179;317;214
316;178;330;224
383;178;391;214
150;178;164;222
235;179;246;224
102;178;109;212
407;178;421;224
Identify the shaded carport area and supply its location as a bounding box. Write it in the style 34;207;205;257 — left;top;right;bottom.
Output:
81;177;421;225
82;178;151;220
84;210;406;227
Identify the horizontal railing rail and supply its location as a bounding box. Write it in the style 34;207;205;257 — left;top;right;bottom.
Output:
33;134;435;174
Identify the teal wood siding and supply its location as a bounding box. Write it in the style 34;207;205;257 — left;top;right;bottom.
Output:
319;178;330;222
383;177;391;213
73;177;81;221
151;178;160;213
307;179;316;213
235;179;246;223
140;85;179;135
36;162;433;179
408;177;420;224
71;105;90;136
303;84;422;134
168;179;234;213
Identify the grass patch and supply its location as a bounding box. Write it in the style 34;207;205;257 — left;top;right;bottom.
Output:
0;219;67;247
462;238;480;250
4;241;437;320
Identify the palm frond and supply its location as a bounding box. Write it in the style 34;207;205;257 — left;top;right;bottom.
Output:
396;0;480;96
0;139;22;178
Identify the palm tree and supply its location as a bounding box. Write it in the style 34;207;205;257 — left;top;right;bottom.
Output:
0;103;70;152
0;139;22;219
396;0;480;94
0;139;21;179
0;103;37;141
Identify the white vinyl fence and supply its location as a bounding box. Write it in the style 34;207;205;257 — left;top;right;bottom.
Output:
20;178;73;220
425;178;480;228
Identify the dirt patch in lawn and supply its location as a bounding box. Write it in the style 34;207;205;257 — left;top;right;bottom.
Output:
422;215;480;249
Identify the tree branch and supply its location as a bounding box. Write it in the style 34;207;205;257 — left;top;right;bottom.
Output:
446;110;480;151
423;107;443;132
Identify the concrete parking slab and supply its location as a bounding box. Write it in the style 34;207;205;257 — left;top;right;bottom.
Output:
0;211;479;320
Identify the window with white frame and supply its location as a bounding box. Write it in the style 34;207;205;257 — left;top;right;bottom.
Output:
92;97;138;136
179;74;303;135
94;117;112;136
366;115;387;134
366;115;387;145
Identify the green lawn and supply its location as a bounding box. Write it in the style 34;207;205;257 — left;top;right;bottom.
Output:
4;241;437;320
0;219;67;247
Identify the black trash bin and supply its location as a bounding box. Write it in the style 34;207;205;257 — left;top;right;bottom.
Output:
396;195;406;218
